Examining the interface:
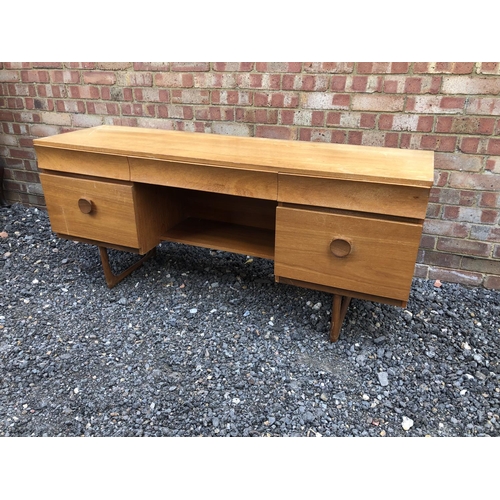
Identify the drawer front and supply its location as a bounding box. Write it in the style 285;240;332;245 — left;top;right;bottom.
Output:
129;158;277;200
274;206;423;301
40;173;139;248
35;147;130;181
278;174;430;219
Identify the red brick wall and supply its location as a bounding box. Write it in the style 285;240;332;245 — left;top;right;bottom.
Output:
1;62;499;289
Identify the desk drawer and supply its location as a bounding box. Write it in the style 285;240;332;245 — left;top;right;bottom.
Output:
274;206;423;301
129;158;277;200
40;173;140;248
278;174;430;219
35;147;130;181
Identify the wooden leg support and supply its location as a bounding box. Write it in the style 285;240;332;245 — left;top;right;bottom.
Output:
330;294;352;342
98;246;156;289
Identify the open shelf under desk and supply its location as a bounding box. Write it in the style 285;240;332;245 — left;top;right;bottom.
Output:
161;217;275;260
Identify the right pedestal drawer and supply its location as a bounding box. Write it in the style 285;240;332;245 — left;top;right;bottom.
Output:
274;206;423;302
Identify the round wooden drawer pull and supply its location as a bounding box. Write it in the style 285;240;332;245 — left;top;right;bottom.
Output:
330;238;352;258
78;198;94;214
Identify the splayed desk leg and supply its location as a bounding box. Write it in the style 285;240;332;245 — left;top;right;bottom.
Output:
98;246;156;289
330;294;352;342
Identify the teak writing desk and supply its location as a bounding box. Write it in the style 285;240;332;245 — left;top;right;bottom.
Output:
34;125;434;342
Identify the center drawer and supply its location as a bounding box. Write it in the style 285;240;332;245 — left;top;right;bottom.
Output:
39;173;140;249
274;206;423;301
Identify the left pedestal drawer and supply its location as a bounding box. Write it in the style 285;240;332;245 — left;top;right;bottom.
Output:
40;173;141;249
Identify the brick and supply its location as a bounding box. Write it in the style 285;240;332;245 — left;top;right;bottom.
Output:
442;76;500;95
55;100;86;114
212;122;252;136
344;75;383;93
86;102;120;116
470;225;500;242
212;62;254;72
255;125;296;140
406;96;465;114
134;88;169;102
136;117;175;130
304;62;354;73
449;172;500;191
420;234;437;248
255;92;299;108
116;72;153;87
414;62;474;74
193;73;237;88
236;73;281;90
419;134;456;152
0;70;20;82
437;237;490;256
282;74;329;91
49;70;80;84
483;275;500;290
6;97;22;108
357;62;408;74
359;130;392;147
255;62;302;73
428;267;483;286
476;63;500;75
171;89;209;104
480;192;499;208
121;103;144;116
436;116;495;135
212;90;252;106
83;71;116;85
33;62;63;69
236;108;277;124
459;137;480;154
352;94;404;112
65;63;96;69
331;76;347;91
280;109;323;126
170;62;210;72
486;157;500;173
110;117;138;127
40;112;72;126
7;83;36;96
72;114;104;128
36;84;67;98
420;249;462;268
348;131;363;145
488;138;500;155
194;106;232;121
414;263;429;278
496;245;500;259
430;187;459;204
423;219;469;238
3;63;32;69
21;70;49;83
30;125;60;137
94;63;132;71
69;85;100;99
299;128;335;143
461;256;500;274
466;98;500;115
154;73;193;88
301;93;349;110
133;63;170;71
443;205;498;224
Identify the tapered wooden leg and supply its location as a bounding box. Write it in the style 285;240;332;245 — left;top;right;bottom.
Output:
98;246;156;288
330;294;352;342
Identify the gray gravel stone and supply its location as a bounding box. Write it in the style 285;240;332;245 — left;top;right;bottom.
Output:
1;203;499;437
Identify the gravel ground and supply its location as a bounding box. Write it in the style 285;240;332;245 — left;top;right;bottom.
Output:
1;203;499;437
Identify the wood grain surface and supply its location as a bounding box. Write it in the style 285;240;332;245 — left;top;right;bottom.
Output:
34;125;434;187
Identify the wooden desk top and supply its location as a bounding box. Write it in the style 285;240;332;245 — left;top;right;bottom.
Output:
34;125;434;187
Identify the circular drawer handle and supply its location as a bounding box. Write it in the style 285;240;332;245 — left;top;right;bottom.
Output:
330;238;352;258
78;198;94;214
